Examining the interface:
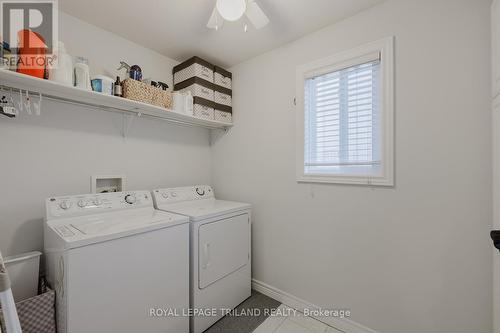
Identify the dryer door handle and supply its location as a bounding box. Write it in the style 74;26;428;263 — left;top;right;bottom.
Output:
202;243;211;269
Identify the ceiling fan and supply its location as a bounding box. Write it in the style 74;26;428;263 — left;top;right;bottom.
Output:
207;0;269;32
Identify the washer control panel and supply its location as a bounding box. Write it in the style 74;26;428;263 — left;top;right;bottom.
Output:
46;191;152;219
153;185;214;205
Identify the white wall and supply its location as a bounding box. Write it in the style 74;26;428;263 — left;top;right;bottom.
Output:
58;13;178;83
0;13;212;257
211;0;493;332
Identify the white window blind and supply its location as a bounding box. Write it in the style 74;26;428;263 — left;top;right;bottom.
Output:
304;57;381;176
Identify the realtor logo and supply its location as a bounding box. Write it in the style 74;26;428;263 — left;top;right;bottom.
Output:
0;0;57;53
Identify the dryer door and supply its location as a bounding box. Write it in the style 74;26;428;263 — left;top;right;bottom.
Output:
198;213;249;289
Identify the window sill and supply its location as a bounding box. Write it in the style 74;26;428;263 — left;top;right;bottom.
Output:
297;174;394;187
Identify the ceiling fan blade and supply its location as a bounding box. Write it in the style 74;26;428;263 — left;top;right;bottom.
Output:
207;6;223;30
245;0;269;29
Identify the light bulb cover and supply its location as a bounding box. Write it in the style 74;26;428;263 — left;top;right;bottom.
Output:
216;0;247;21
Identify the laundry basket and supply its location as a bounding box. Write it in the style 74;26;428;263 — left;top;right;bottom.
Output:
0;288;56;333
4;251;41;302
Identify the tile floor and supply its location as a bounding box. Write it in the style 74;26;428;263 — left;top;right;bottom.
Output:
252;305;343;333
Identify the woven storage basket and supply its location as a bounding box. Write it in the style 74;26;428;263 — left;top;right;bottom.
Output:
122;79;172;109
0;289;56;333
123;79;154;104
152;89;172;109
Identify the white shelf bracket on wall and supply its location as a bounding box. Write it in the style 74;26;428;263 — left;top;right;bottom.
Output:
210;125;230;146
122;112;140;138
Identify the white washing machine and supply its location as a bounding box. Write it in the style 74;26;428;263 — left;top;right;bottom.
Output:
152;185;251;333
44;191;190;333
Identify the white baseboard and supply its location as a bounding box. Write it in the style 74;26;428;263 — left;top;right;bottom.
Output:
252;279;380;333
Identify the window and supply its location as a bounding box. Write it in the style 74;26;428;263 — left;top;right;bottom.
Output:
296;37;394;186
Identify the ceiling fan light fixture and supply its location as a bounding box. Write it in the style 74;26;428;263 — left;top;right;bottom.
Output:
216;0;247;22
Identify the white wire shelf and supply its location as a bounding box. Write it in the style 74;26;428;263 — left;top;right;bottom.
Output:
0;70;233;130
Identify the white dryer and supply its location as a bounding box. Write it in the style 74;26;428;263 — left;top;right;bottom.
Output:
152;185;251;333
44;191;190;333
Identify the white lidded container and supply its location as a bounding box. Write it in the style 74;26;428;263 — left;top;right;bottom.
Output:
185;92;194;116
74;57;92;90
172;91;194;116
4;251;42;302
172;92;185;114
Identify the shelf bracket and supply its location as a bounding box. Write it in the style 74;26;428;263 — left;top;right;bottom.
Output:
122;113;134;138
122;110;144;137
210;125;230;146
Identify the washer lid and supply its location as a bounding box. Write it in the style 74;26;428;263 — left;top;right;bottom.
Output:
46;208;189;249
157;199;251;221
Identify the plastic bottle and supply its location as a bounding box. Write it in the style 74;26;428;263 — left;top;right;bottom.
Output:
48;41;73;86
74;57;91;90
184;91;194;116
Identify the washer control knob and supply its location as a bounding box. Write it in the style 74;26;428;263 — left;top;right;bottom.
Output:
125;194;137;204
59;201;72;210
77;200;87;208
93;198;103;206
196;187;205;196
171;192;178;198
162;192;169;199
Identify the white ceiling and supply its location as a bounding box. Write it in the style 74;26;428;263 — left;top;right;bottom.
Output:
60;0;384;68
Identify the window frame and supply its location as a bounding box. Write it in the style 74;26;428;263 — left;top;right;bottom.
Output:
295;37;395;186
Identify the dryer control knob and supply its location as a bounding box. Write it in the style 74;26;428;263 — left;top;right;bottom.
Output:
93;198;102;206
196;188;205;196
171;192;178;198
125;194;137;204
162;192;169;199
59;201;72;210
77;200;87;208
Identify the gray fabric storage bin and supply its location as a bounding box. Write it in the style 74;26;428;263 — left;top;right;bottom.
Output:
0;288;56;333
173;56;215;85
